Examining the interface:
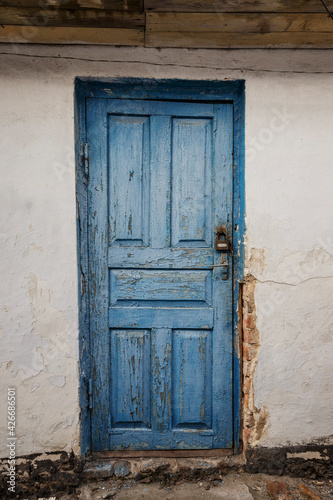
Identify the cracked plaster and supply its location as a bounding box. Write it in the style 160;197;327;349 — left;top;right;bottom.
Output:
0;46;333;455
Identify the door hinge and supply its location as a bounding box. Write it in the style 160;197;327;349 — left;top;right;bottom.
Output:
83;143;89;178
88;378;93;409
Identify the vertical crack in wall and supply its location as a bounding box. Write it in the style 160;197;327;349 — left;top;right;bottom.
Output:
242;275;268;448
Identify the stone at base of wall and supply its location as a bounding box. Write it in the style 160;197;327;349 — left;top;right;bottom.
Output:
245;445;333;478
0;445;332;498
0;451;84;499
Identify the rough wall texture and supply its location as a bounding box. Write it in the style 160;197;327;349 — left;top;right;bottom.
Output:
0;45;332;458
242;277;269;448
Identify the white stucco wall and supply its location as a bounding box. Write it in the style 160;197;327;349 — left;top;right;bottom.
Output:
0;45;332;457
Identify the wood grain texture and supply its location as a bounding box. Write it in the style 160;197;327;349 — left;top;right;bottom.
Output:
93;448;231;457
86;98;110;451
108;248;214;269
0;0;143;10
1;0;332;46
146;12;333;33
171;117;213;248
110;269;211;304
86;97;234;450
0;25;144;44
172;330;212;428
108;307;214;329
110;329;151;428
145;0;333;13
211;103;233;449
108;114;149;246
145;31;333;48
151;328;173;432
0;7;144;27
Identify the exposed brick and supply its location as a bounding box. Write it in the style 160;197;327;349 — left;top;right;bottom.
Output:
243;362;254;379
243;412;255;428
243;312;256;330
243;427;252;445
243;328;258;345
243;345;257;362
243;393;251;409
241;277;261;449
243;376;252;394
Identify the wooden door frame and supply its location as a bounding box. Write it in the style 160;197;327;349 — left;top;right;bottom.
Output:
75;77;245;457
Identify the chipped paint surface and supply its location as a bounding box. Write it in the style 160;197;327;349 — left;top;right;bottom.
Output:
0;45;333;457
87;94;234;450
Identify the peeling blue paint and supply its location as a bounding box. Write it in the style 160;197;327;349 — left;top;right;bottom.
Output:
76;78;245;455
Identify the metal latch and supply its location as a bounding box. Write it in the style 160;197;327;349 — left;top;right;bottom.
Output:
213;255;229;280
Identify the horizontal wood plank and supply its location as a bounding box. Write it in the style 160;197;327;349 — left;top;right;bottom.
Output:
110;269;211;305
145;0;333;13
1;2;332;46
93;449;231;458
145;31;333;48
109;307;214;329
0;0;142;10
147;13;333;33
0;7;144;27
109;247;214;269
106;98;215;115
0;25;144;44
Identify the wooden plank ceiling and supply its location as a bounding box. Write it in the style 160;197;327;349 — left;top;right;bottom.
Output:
0;0;333;48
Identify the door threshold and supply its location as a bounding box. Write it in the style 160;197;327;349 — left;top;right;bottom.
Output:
93;449;233;459
83;451;245;481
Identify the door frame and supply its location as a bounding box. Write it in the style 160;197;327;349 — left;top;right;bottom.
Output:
75;77;245;457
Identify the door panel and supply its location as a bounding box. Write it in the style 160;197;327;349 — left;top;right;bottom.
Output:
109;114;150;246
172;329;212;429
171;117;212;247
110;269;212;306
111;329;151;429
87;98;234;451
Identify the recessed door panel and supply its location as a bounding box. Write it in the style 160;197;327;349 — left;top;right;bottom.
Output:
171;118;212;248
110;269;212;306
110;329;151;429
172;329;212;429
108;115;150;246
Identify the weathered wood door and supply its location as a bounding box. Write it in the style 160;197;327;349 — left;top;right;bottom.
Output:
87;97;234;451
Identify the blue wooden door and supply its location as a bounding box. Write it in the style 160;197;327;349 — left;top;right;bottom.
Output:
87;98;233;451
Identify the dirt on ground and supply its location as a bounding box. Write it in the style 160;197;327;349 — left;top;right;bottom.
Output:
23;472;333;500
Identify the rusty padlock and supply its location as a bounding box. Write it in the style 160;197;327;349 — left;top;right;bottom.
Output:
215;228;230;252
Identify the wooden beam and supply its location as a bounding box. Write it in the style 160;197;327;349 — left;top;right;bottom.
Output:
145;0;333;13
0;7;144;28
146;13;333;33
0;25;144;45
0;0;143;10
145;31;333;48
93;449;232;458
